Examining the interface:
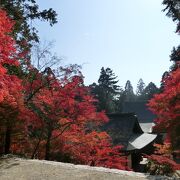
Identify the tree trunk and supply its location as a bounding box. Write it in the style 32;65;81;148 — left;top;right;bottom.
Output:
4;126;11;154
31;137;41;159
31;130;43;159
45;129;52;160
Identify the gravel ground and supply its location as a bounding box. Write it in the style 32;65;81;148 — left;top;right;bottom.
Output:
0;156;178;180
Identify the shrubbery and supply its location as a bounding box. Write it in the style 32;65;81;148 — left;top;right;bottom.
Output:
146;154;179;176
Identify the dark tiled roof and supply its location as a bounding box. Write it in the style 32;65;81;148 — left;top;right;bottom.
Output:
127;133;157;151
102;113;143;150
122;102;156;123
102;113;157;151
139;122;155;133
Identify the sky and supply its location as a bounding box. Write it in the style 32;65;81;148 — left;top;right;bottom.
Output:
36;0;179;89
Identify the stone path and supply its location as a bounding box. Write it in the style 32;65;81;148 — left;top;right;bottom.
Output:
0;157;177;180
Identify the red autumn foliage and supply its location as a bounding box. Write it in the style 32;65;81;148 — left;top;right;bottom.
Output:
0;10;25;154
0;10;19;67
146;154;178;168
145;143;180;174
146;154;180;176
153;143;172;156
58;130;128;170
147;60;180;175
22;68;128;170
0;9;128;170
148;68;180;150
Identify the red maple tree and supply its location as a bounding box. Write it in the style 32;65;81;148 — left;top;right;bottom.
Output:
148;68;180;150
147;67;180;174
23;68;127;170
0;10;25;154
0;9;128;170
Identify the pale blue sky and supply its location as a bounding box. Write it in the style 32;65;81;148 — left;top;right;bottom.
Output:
36;0;179;89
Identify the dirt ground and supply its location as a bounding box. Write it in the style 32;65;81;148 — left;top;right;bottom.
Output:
0;156;178;180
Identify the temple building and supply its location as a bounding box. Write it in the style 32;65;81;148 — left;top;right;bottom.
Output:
102;113;157;171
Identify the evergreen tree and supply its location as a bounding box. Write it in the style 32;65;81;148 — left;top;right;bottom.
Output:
89;82;100;108
98;67;119;91
136;78;146;101
162;0;180;32
160;71;169;91
143;82;159;100
170;45;180;63
162;0;180;70
124;80;135;102
136;78;146;96
170;46;180;71
160;1;180;90
90;67;121;113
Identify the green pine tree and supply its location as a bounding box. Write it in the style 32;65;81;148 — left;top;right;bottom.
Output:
90;67;121;113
